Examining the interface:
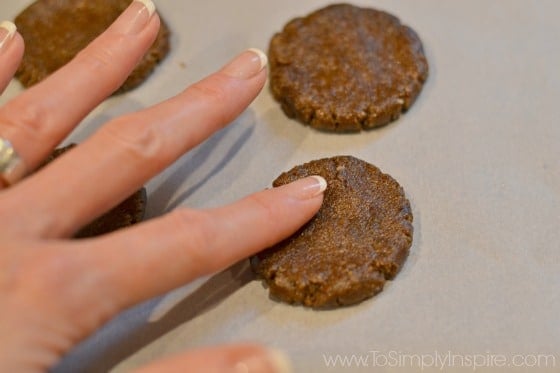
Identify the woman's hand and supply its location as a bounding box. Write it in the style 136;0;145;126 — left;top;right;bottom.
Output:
0;1;324;372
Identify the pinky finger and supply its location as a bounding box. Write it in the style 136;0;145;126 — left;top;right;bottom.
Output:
0;21;24;94
134;344;292;373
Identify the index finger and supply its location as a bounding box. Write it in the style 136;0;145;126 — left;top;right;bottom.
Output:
1;49;268;239
84;176;326;311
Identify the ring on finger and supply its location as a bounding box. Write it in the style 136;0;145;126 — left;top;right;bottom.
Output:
0;136;26;186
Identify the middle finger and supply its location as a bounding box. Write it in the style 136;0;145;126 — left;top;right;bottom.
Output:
1;49;268;239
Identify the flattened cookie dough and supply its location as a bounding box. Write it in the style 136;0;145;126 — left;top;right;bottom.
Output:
251;156;413;308
40;144;147;238
15;0;170;94
269;4;428;131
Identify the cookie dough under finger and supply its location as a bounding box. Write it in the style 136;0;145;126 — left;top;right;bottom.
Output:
251;156;414;308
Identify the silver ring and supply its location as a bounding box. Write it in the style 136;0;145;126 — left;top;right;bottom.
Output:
0;137;26;186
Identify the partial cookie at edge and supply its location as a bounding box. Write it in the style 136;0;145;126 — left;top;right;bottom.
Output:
39;144;147;238
14;0;170;94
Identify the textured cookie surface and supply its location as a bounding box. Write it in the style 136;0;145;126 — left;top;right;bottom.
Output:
40;144;147;238
251;156;413;308
269;3;428;131
15;0;170;94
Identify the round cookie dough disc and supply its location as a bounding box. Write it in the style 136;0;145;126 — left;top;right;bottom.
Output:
14;0;170;94
251;156;413;308
269;4;428;131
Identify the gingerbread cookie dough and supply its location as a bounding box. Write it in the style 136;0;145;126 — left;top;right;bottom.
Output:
268;4;428;131
251;156;413;308
14;0;170;94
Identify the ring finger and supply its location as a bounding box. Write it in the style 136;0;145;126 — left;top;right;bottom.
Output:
0;0;160;180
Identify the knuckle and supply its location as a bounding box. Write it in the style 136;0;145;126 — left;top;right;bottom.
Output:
100;118;165;164
74;35;125;73
0;104;52;142
11;248;119;324
20;250;80;291
246;193;277;224
185;80;232;124
5;248;85;297
187;80;228;105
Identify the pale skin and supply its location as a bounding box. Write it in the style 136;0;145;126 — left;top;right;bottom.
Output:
0;1;325;372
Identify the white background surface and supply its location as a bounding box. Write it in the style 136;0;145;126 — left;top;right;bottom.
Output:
1;1;559;372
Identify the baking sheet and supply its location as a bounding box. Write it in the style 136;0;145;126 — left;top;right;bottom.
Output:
1;0;559;372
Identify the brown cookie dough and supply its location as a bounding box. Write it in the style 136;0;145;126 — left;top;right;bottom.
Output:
268;4;428;131
74;188;147;238
14;0;170;94
251;156;413;308
40;144;147;238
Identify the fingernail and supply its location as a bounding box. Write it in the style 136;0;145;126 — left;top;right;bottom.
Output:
282;175;327;200
0;21;17;53
114;0;156;35
233;348;293;373
222;48;268;79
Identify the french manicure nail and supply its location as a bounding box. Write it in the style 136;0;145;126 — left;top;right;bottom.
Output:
304;175;328;198
282;175;327;200
222;48;268;79
233;348;293;373
0;21;17;53
115;0;156;35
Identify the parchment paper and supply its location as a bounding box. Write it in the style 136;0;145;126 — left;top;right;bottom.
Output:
1;1;558;372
